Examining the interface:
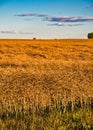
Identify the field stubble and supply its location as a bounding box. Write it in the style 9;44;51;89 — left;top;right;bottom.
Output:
0;39;93;129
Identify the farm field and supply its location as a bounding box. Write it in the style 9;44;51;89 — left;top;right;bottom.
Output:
0;39;93;130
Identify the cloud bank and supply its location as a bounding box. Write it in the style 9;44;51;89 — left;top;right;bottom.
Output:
45;16;93;23
15;13;48;17
49;23;84;27
86;5;93;8
14;13;93;27
0;30;33;34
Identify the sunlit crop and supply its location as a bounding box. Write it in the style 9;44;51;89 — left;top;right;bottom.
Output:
0;39;93;130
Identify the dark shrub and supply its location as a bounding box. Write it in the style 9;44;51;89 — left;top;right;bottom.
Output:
33;37;36;40
88;32;93;39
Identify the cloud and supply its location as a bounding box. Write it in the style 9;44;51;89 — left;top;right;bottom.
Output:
15;13;93;23
18;31;33;34
14;13;93;28
36;14;48;17
14;13;36;17
0;30;33;34
86;5;93;8
45;16;93;23
49;23;84;27
0;31;17;34
15;13;48;17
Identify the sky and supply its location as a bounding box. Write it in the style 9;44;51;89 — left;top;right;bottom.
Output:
0;0;93;39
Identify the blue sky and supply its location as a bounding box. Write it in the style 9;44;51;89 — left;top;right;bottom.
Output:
0;0;93;39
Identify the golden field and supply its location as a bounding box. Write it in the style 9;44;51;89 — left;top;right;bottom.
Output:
0;39;93;129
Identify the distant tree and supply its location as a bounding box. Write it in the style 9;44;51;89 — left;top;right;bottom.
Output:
88;32;93;39
33;37;36;40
